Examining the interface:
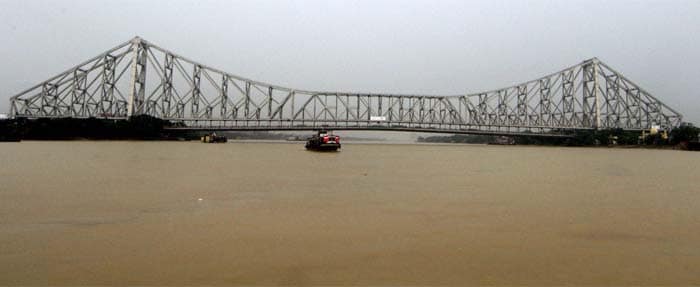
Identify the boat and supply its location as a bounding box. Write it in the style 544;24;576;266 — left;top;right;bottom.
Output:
305;130;341;151
200;133;227;143
488;136;515;145
0;137;21;142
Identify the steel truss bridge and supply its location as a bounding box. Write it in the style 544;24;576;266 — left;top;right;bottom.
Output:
8;37;683;136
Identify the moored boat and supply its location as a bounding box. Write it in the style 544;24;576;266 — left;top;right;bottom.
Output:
0;137;21;142
201;133;227;143
687;141;700;151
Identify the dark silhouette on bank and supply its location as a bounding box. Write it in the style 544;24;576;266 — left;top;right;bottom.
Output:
0;115;175;140
417;124;699;149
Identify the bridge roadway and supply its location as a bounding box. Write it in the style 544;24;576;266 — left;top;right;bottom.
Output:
8;37;684;137
164;125;576;138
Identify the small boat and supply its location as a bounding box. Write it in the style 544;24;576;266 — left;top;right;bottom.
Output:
305;130;341;151
201;133;227;143
488;136;515;145
0;137;21;142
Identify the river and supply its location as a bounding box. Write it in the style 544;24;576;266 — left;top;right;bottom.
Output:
1;141;699;285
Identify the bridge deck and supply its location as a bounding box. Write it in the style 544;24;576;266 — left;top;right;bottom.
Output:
165;125;577;138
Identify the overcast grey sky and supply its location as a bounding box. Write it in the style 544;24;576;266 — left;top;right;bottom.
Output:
1;0;699;123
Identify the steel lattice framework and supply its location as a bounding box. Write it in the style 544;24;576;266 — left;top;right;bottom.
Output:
8;37;683;135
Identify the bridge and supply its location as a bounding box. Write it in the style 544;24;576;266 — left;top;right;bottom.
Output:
8;37;683;136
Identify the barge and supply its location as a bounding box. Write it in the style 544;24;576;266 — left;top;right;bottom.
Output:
201;133;228;143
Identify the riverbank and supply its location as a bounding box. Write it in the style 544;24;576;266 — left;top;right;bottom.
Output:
418;126;700;150
2;116;698;149
0;116;382;142
0;115;173;140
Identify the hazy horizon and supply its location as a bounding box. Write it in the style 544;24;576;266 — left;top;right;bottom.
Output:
1;0;698;124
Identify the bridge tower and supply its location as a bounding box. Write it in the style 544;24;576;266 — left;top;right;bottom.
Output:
582;58;601;129
127;37;147;117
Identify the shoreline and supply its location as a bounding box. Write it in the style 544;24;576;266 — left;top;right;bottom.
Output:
2;116;698;150
4;138;692;151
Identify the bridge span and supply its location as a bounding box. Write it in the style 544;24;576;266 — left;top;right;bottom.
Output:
165;125;575;138
8;37;683;136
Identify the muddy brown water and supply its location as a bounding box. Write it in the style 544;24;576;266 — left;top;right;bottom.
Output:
1;141;699;285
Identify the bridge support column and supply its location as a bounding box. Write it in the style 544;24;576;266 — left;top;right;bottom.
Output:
127;37;147;117
593;59;601;129
582;59;602;129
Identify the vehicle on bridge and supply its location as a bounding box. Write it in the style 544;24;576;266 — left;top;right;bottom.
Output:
305;130;341;151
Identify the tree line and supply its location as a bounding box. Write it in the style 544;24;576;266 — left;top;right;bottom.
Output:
417;124;700;147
